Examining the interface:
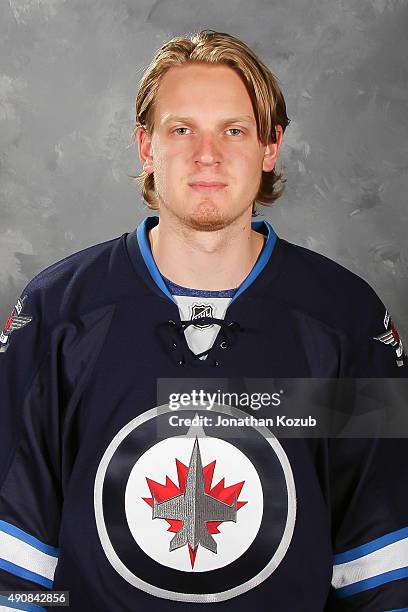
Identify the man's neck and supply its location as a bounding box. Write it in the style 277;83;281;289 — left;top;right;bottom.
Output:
148;211;265;291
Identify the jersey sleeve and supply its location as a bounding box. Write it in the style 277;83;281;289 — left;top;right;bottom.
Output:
339;283;408;377
326;437;408;611
327;286;408;609
0;285;61;593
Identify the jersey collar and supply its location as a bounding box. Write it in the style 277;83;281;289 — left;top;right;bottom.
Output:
134;215;277;304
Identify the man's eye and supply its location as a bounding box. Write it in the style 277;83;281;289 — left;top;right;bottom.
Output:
227;128;244;136
173;127;190;135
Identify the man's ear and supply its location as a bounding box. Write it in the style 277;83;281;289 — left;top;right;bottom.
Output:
137;127;154;173
262;124;283;173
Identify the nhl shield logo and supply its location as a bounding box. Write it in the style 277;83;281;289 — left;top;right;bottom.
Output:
94;404;296;602
191;303;214;329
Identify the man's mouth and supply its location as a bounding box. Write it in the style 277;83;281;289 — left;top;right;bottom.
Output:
189;182;227;192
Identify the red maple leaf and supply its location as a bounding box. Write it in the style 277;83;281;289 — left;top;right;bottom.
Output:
142;457;247;568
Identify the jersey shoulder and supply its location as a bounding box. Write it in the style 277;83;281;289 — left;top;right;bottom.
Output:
276;238;387;336
20;233;131;321
274;239;408;373
27;234;123;290
1;233;135;358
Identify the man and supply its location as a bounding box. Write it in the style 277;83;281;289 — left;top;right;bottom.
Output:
0;30;407;611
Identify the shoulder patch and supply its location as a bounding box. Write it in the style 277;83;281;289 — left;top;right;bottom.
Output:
373;310;406;367
0;294;33;354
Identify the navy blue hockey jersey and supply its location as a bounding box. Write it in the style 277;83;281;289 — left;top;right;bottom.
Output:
0;216;407;611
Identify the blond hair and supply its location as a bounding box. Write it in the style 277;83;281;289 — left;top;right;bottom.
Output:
130;29;290;216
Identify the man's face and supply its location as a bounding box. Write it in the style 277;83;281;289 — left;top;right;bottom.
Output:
138;63;282;231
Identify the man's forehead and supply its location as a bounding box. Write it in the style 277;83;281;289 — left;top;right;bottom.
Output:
153;63;255;124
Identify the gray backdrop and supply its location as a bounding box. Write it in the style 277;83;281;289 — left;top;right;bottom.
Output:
1;0;407;345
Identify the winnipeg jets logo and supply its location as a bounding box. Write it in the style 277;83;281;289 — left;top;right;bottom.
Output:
143;438;246;568
0;294;33;353
94;404;296;602
191;303;214;328
373;310;406;367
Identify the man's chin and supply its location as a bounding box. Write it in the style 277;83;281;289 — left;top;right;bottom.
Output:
182;215;228;232
181;204;234;232
159;198;252;231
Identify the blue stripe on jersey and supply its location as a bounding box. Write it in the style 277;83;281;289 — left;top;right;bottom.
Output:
136;219;176;304
0;593;46;611
333;526;408;564
384;609;408;611
232;219;277;302
0;558;53;589
336;566;408;598
0;521;58;557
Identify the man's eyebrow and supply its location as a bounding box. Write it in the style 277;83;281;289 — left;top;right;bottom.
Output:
160;114;256;126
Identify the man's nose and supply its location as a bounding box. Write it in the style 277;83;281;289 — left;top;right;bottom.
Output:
194;132;222;165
